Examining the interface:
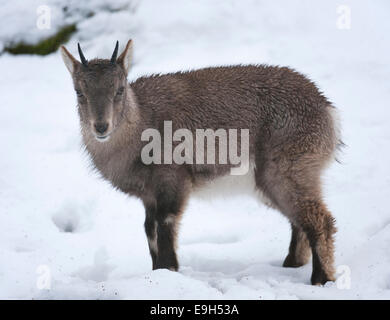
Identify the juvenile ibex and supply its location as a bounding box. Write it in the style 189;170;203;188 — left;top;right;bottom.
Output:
61;40;340;285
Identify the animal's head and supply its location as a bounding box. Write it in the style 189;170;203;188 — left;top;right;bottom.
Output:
60;40;133;142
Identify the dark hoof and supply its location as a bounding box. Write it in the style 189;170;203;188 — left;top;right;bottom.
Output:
283;254;306;268
311;270;335;286
154;259;179;271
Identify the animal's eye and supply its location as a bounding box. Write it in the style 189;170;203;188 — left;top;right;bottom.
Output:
116;87;124;96
75;89;84;98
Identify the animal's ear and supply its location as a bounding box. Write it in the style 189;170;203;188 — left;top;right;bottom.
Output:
117;40;133;74
60;45;80;75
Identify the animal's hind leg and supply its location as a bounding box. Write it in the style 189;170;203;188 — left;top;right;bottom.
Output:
283;223;311;268
255;155;336;285
274;191;336;284
297;199;336;285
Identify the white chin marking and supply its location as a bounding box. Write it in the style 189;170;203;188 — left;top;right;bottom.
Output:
95;135;110;142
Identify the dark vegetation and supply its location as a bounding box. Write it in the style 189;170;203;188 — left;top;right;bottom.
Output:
4;24;76;55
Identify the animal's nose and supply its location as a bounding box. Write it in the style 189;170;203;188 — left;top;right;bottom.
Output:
94;122;109;135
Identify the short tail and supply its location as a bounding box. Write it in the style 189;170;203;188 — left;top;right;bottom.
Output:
328;105;345;164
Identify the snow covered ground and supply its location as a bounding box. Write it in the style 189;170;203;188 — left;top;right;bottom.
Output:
0;0;390;299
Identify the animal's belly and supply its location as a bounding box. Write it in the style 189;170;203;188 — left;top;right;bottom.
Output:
191;162;273;207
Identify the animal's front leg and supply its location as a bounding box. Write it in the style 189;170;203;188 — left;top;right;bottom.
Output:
155;213;179;271
143;170;189;271
144;210;158;269
143;195;184;271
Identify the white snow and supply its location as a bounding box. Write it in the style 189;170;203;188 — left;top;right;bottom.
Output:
0;0;137;51
0;0;390;299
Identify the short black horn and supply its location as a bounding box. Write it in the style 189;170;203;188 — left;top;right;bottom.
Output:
110;41;119;63
78;43;88;66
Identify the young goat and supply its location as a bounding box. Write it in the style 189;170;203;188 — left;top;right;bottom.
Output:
61;40;340;285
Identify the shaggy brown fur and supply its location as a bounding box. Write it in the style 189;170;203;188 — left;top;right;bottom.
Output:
61;40;340;285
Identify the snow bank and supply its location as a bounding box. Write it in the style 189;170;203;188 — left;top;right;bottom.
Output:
0;0;390;299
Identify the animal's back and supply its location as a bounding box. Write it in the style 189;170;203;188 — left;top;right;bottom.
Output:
131;64;338;157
